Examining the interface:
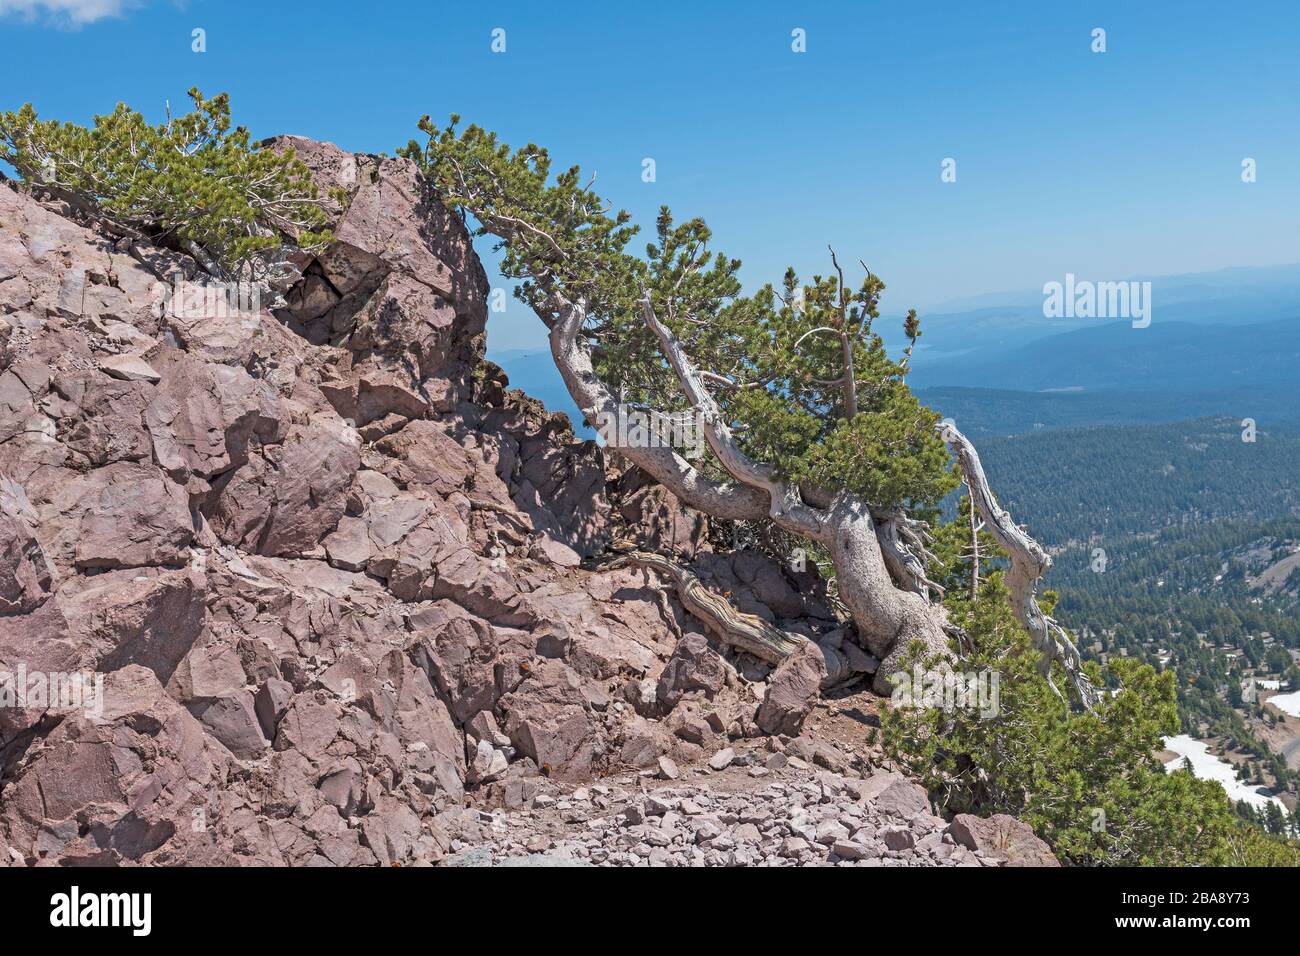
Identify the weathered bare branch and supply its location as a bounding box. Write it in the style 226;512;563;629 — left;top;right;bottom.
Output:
938;420;1100;711
875;509;945;600
638;293;954;692
641;293;830;541
547;291;771;522
790;325;841;352
608;552;808;662
828;247;859;420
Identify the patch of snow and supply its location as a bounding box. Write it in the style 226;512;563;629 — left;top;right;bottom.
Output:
1161;735;1286;811
1267;690;1300;719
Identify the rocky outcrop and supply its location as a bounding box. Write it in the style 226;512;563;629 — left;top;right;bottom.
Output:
0;142;1055;867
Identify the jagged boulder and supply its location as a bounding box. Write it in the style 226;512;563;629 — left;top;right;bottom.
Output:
755;640;827;736
656;633;729;712
266;137;488;415
0;479;53;615
947;814;1059;867
611;465;709;558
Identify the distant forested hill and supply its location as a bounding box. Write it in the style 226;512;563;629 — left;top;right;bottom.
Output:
956;415;1300;776
959;417;1300;547
1050;516;1300;769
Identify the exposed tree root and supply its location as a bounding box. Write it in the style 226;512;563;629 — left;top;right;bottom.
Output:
606;551;809;663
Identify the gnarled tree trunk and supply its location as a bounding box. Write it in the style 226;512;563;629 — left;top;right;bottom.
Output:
538;286;1095;708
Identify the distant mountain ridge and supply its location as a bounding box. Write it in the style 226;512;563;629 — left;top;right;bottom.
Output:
916;385;1300;437
885;262;1300;365
907;317;1299;393
489;264;1300;440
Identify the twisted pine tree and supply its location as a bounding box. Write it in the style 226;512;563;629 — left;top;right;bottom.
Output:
401;116;1098;707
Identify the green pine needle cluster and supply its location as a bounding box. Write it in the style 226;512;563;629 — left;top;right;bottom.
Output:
881;510;1300;866
0;89;332;278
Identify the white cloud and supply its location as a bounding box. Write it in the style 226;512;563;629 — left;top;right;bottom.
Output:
0;0;140;27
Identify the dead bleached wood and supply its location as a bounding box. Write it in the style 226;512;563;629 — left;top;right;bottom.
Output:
937;421;1100;710
547;293;772;523
606;551;809;663
606;550;849;685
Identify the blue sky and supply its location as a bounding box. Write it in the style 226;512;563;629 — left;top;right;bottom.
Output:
2;0;1297;351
